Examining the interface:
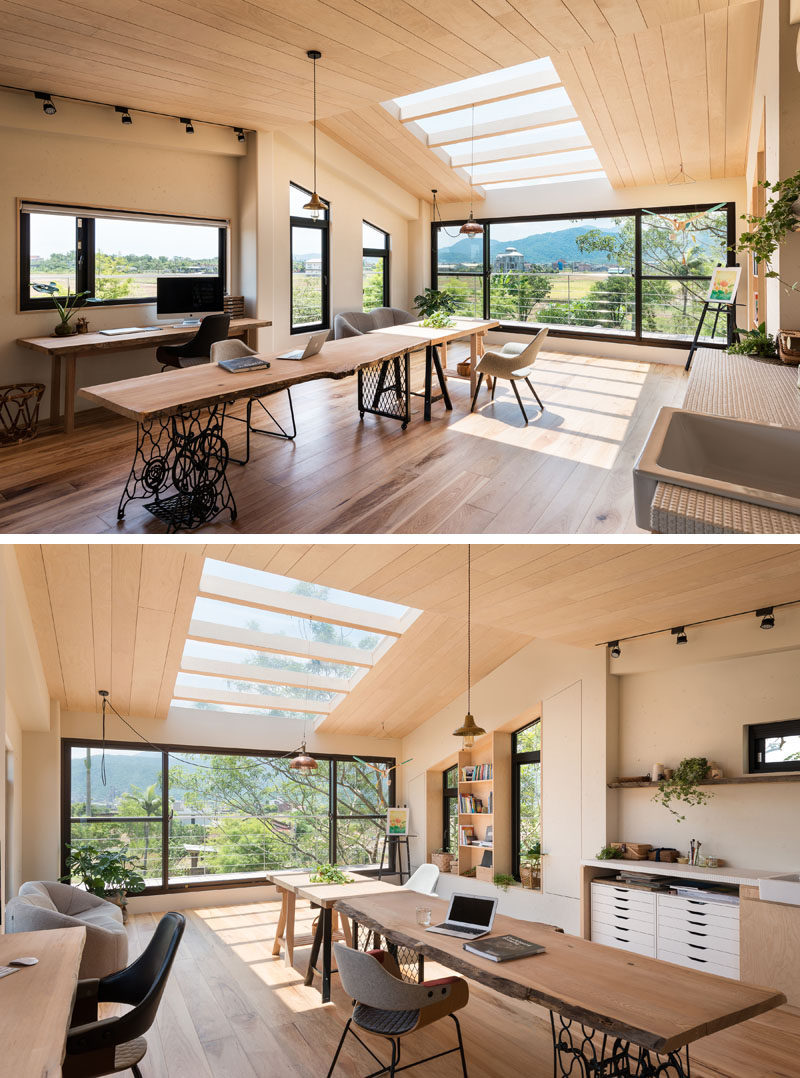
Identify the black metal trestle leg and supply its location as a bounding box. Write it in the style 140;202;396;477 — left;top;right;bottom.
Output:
550;1013;691;1077
227;389;297;466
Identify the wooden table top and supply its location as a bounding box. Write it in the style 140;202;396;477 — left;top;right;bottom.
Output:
78;332;428;421
334;891;785;1055
265;869;398;909
17;317;271;356
265;869;374;893
370;318;499;345
0;926;86;1077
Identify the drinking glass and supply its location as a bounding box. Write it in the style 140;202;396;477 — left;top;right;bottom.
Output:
416;907;432;927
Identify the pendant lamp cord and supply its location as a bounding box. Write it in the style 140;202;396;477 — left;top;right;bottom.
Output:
312;53;318;194
467;543;472;713
469;105;475;216
101;694;107;785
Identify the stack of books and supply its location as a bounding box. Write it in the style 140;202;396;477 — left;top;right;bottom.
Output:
614;872;671;891
461;764;492;782
458;794;487;813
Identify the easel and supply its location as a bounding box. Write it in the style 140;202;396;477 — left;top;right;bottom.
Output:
685;264;740;371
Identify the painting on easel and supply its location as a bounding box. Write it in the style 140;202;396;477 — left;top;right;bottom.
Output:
707;265;741;304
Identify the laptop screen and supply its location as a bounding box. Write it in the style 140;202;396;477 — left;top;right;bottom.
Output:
447;894;496;928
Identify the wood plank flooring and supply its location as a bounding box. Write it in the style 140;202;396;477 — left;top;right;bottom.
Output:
123;902;800;1078
0;349;687;535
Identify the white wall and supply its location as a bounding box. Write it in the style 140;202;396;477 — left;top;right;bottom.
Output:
399;637;611;935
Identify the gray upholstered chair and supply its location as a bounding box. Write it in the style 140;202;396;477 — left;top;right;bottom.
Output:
332;306;415;339
6;881;128;979
209;338;296;463
470;327;548;424
326;944;469;1077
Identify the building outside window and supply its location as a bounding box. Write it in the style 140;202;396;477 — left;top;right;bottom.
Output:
290;182;330;333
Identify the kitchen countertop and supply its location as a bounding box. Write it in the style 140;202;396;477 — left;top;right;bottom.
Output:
582;858;783;888
650;349;800;533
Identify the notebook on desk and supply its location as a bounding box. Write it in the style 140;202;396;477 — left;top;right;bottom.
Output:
218;356;271;373
98;326;162;336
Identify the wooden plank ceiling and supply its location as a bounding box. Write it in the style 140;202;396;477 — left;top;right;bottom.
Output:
16;541;800;739
0;0;759;196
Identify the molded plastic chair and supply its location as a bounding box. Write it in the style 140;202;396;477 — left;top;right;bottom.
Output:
209;338;296;464
156;313;231;369
327;944;469;1077
63;911;185;1078
470;327;548;424
401;863;439;896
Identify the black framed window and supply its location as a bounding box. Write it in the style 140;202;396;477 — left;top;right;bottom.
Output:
432;202;736;349
290;182;330;333
362;220;390;310
747;719;800;774
442;764;458;852
62;739;394;894
511;720;541;880
19;202;227;311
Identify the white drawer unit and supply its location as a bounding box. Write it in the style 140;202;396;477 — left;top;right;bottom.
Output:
589;881;741;978
656;892;740;980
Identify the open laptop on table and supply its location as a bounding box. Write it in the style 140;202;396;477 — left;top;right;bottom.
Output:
277;330;328;360
426;893;498;940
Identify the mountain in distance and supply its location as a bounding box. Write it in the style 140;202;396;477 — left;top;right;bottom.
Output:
439;225;623;268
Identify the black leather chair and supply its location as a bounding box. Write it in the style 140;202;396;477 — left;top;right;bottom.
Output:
64;911;185;1078
156;313;231;369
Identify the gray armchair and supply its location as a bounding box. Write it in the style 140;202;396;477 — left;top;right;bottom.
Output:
6;881;128;979
333;306;415;338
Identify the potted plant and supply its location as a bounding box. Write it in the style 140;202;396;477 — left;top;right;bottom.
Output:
431;848;453;872
596;843;624;861
520;840;544;888
413;287;457;329
652;757;713;821
308;864;354;885
63;841;145;922
727;322;778;358
737;170;800;291
493;873;516;892
32;283;91;337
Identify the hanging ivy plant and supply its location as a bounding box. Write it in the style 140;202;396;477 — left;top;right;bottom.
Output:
652;757;712;821
737;171;800;290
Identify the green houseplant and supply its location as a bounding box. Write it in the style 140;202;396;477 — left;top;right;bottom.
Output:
493;872;516;891
520;840;544;888
596;843;624;860
653;757;712;821
413;287;457;328
308;864;354;885
727;322;778;358
63;841;145;921
32;282;91;336
737;170;800;290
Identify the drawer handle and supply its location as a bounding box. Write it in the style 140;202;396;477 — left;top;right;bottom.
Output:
614;914;629;920
688;919;707;927
689;943;707;950
615;937;627;942
688;930;707;937
687;900;706;906
613;888;629;893
688;956;707;964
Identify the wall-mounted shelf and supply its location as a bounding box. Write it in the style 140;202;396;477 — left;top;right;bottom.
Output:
454;733;511;877
608;773;800;789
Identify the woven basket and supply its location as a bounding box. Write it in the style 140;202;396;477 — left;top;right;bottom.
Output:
456;360;472;377
0;383;45;446
431;851;452;873
520;864;541;889
778;330;800;366
620;842;651;861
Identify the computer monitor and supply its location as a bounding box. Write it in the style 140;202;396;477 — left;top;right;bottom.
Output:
156;276;224;325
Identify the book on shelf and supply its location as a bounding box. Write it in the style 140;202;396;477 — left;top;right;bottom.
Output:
461;763;493;782
458;794;486;813
459;825;475;845
463;935;546;963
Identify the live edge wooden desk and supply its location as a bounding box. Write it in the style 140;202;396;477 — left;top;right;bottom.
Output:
0;925;86;1077
79;331;427;531
265;870;399;1004
335;890;784;1078
371;317;499;417
17;317;271;435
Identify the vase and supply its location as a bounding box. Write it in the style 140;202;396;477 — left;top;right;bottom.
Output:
53;323;78;337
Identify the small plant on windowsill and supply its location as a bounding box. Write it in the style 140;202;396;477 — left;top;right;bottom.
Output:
32;283;91;337
493;873;516;892
653;757;712;821
308;864;355;885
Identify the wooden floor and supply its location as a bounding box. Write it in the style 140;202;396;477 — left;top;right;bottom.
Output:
0;349;686;535
123;901;800;1078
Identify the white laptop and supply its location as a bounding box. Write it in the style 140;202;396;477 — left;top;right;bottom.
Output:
426;893;498;940
277;330;328;361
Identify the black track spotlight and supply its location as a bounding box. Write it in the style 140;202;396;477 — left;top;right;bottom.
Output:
608;641;621;659
671;626;688;645
757;607;775;630
234;127;245;143
180;117;194;134
35;91;57;115
115;106;133;125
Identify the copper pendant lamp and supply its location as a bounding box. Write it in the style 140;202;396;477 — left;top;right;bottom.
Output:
304;50;326;219
459;106;484;238
453;545;486;748
289;739;318;773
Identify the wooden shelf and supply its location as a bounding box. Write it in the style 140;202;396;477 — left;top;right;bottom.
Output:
458;778;493;785
459;811;493;816
608;773;800;789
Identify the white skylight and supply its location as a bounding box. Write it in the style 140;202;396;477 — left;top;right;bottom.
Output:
170;559;421;722
388;58;606;191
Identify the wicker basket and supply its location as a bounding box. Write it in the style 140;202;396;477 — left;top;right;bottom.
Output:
0;383;45;446
431;851;452;873
520;864;541;889
456;360;472;377
778;330;800;366
619;842;651;861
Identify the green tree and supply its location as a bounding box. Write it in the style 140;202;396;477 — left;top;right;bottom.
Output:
363;264;385;311
117;782;162;875
489;272;551;321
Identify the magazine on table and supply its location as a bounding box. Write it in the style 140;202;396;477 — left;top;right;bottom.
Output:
463;935;547;963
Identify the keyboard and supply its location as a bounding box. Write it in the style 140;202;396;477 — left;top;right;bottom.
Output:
0;966;21;980
218;357;271;373
98;326;162;336
428;922;487;937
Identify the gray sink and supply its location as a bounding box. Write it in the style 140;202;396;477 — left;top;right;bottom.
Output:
634;407;800;529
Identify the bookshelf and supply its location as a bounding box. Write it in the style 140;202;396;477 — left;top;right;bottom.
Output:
456;731;511;879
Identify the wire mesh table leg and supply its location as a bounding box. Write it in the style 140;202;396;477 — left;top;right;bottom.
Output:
358;358;410;428
550;1014;691;1077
